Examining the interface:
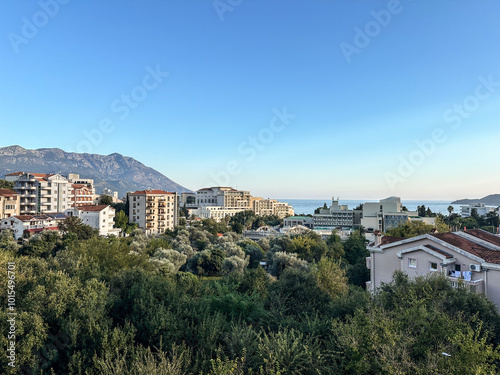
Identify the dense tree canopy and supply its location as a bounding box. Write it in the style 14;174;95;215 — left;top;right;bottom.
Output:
1;219;499;374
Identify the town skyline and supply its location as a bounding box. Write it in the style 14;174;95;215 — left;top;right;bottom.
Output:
1;1;499;200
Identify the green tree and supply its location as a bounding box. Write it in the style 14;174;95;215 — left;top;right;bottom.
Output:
99;194;114;205
326;230;345;260
58;216;98;240
187;248;225;276
448;205;454;216
0;179;14;190
312;257;348;299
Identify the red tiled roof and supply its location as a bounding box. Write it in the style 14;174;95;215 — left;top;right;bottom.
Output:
423;244;454;259
79;205;111;212
433;233;500;264
26;227;58;233
380;236;405;246
13;215;34;221
5;172;23;176
465;229;500;248
0;189;18;197
130;190;175;195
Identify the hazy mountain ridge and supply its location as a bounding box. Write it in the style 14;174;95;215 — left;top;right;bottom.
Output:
451;194;500;206
0;145;191;197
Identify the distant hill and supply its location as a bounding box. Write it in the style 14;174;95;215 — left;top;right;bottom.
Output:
451;194;500;206
0;145;191;197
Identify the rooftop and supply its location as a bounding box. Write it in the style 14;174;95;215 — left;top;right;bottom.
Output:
79;205;111;212
129;190;175;195
0;189;18;197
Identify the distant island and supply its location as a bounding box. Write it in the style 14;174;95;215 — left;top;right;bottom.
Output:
451;194;500;206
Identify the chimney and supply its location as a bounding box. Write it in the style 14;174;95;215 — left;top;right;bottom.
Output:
374;230;382;246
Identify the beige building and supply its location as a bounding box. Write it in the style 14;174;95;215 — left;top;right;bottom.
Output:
361;196;435;232
0;189;20;219
194;187;293;222
128;190;178;235
196;187;252;208
367;229;500;309
252;198;294;219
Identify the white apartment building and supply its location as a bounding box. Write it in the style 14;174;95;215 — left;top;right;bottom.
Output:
74;205;120;236
460;203;496;218
12;173;72;214
128;190;178;235
197;206;247;221
367;229;500;310
313;198;357;228
0;189;20;219
0;213;67;240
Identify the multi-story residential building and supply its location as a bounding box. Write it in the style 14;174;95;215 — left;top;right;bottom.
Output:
71;184;95;208
196;206;247;221
13;173;72;214
0;213;67;240
252;198;294;219
194;187;294;222
74;205;120;236
127;190;178;235
68;173;95;192
0;189;20;219
367;229;500;310
460;203;496;218
361;196;434;232
313;198;358;228
196;187;252;208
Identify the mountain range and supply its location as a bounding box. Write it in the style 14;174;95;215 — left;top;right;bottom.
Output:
0;145;191;197
451;194;500;206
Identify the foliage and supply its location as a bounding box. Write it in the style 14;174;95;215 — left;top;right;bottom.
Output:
312;257;348;299
99;194;114;205
268;251;308;277
58;216;99;240
0;179;15;190
2;223;500;374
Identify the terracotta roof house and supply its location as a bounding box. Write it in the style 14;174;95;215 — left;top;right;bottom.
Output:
367;229;500;309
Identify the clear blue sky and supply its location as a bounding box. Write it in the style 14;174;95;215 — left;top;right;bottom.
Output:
1;0;499;200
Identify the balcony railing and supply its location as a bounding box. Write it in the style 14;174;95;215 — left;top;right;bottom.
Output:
446;276;484;293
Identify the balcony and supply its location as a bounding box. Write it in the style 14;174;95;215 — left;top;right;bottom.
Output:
446;276;484;293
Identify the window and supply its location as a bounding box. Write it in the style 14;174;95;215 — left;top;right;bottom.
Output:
408;258;417;268
430;262;438;271
455;264;461;272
